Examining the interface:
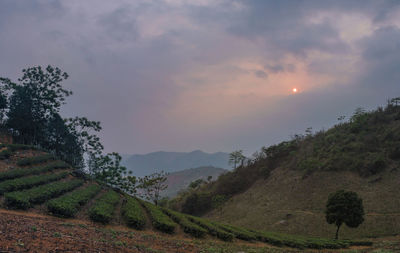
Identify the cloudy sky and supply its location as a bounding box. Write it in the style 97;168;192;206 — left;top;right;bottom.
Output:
1;0;400;155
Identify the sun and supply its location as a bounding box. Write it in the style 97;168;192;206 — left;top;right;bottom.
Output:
292;88;298;93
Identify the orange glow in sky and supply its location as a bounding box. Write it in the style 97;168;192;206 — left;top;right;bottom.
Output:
293;88;298;93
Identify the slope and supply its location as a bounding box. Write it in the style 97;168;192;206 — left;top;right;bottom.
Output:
163;166;228;197
0;144;372;252
175;100;400;239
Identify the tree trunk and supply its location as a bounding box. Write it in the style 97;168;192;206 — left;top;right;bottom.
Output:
335;224;341;240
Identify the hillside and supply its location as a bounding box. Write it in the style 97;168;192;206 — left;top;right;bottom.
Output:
121;150;230;177
173;100;400;239
0;144;377;252
163;166;227;197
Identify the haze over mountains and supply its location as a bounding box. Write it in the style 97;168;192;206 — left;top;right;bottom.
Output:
121;150;230;177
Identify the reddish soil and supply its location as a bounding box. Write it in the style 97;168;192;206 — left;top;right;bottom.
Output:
0;209;200;253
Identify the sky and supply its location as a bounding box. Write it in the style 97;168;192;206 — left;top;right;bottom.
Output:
0;0;400;156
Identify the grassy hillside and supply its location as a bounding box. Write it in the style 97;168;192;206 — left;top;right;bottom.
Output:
0;144;373;251
172;99;400;239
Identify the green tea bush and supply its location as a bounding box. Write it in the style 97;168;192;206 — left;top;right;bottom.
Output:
5;179;83;209
17;154;55;166
121;196;146;230
0;149;12;160
187;215;234;241
141;201;177;234
162;208;207;238
0;161;69;182
253;230;350;249
88;190;120;224
215;223;257;241
47;184;101;217
0;171;69;194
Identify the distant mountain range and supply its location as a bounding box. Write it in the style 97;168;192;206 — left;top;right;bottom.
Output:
121;150;230;177
162;166;228;197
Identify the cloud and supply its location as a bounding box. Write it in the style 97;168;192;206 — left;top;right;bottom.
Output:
0;0;400;155
254;70;267;79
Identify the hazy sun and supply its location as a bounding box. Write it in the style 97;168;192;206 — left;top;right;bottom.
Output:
292;88;298;93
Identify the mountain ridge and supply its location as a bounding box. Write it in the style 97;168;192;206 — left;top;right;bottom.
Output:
121;150;230;177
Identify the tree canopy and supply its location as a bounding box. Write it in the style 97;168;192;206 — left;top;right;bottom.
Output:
325;190;365;239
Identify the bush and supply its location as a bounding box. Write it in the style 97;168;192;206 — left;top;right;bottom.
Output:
162;208;207;238
0;149;12;160
17;154;55;166
187;215;234;241
253;230;350;249
47;184;101;217
4;179;83;209
0;161;69;182
215;223;257;241
181;192;213;215
0;171;69;194
121;196;146;230
141;201;177;234
88;190;120;224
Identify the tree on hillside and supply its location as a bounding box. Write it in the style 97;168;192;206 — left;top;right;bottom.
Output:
325;190;365;239
2;66;72;145
229;150;246;169
138;171;168;205
89;152;137;194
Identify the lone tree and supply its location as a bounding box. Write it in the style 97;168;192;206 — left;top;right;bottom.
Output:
229;150;246;169
325;190;365;239
138;171;168;205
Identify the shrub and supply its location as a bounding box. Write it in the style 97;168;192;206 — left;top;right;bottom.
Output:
4;179;83;209
253;230;350;249
0;171;69;194
162;208;207;238
17;154;55;166
47;184;101;217
121;196;146;230
141;201;177;234
0;161;69;182
215;223;257;241
181;192;212;215
88;190;120;224
0;149;12;160
187;215;234;241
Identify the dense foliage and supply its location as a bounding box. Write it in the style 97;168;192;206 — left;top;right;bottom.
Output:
187;215;234;241
162;208;207;238
88;190;120;224
0;161;68;182
47;184;101;217
141;200;177;234
326;190;365;239
17;154;55;166
0;171;68;194
0;66;103;169
5;179;83;209
121;196;147;230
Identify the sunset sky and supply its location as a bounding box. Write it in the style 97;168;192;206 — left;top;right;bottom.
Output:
1;0;400;155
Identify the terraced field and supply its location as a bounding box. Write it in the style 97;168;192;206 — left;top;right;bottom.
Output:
0;145;375;252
